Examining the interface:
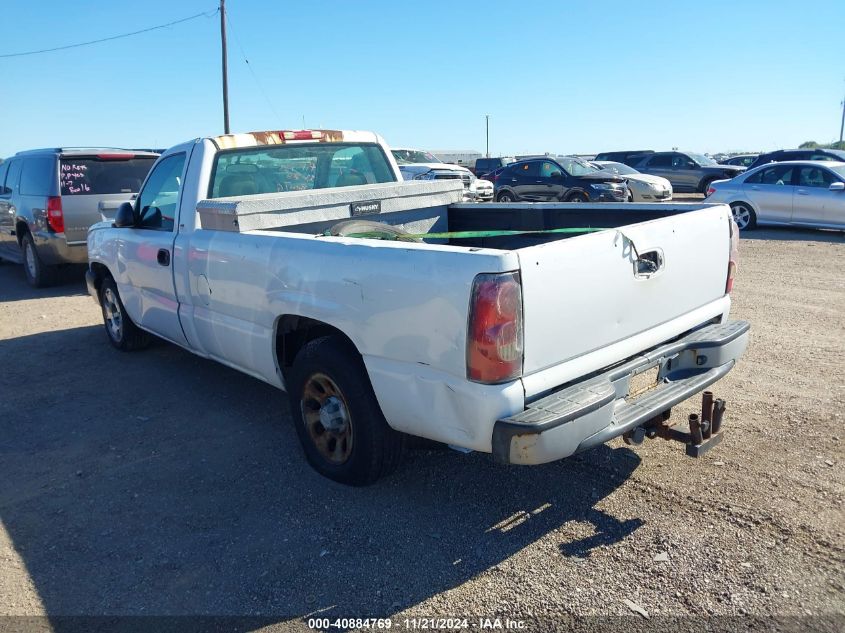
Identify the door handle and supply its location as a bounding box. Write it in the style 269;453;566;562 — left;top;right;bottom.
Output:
750;186;760;190
634;249;664;278
157;249;171;266
796;189;809;196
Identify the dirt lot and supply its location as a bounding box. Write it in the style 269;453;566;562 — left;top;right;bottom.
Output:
0;226;843;630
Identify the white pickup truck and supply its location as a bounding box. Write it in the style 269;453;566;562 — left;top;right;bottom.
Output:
86;129;749;486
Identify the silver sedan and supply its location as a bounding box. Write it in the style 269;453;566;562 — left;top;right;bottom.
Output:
705;161;845;230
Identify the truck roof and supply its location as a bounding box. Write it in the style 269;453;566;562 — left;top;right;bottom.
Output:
14;148;160;157
210;129;383;150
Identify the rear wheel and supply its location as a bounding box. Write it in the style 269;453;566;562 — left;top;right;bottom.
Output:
288;335;405;486
21;233;58;288
730;202;757;231
99;276;151;351
496;190;516;203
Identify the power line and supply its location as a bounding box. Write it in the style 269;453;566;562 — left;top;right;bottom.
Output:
223;6;283;126
0;9;219;58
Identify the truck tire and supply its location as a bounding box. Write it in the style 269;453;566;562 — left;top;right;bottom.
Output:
98;276;151;351
566;191;589;203
496;190;516;202
288;335;405;486
700;178;716;196
21;232;59;288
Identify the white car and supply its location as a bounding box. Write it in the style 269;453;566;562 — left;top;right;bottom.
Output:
592;161;673;202
471;177;494;202
705;160;845;230
391;148;487;201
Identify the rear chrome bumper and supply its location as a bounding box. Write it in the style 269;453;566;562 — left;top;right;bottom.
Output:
492;320;750;464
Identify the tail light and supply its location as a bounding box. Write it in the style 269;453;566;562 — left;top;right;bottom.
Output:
46;197;64;233
726;217;739;294
706;185;716;197
282;130;323;141
467;272;523;383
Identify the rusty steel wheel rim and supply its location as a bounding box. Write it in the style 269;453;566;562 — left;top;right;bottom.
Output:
301;372;353;464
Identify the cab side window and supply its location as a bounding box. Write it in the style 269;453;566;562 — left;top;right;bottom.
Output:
137;154;186;231
515;162;540;178
647;154;672;168
4;160;22;196
797;167;834;188
0;162;9;194
671;154;693;169
538;161;560;178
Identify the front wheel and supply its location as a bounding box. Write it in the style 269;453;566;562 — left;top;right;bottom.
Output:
567;192;589;203
730;202;757;231
288;336;405;486
496;191;516;203
99;277;151;351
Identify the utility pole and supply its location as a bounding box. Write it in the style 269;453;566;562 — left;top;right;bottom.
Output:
839;90;844;144
485;114;490;158
220;0;230;134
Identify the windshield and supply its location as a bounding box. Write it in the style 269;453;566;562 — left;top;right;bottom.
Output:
557;157;602;177
687;153;718;166
596;161;638;175
391;149;442;165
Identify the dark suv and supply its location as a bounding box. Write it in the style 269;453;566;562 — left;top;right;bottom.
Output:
747;148;845;171
633;151;744;194
474;156;515;177
593;150;653;166
0;148;158;286
494;156;627;202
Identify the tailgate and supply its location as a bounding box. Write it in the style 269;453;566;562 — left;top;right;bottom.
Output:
62;194;134;242
518;205;731;375
60;154;156;242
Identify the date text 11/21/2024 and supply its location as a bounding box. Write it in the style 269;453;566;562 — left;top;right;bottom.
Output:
307;617;526;630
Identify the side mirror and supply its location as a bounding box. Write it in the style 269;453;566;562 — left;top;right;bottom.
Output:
830;181;845;192
113;201;136;228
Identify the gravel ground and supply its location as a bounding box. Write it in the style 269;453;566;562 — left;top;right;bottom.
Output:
0;226;843;631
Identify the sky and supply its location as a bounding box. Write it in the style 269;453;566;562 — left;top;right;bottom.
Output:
1;0;844;158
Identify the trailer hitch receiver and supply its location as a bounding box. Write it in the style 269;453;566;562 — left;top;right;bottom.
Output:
626;391;727;457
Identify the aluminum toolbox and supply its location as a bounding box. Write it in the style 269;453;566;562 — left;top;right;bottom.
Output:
196;180;463;233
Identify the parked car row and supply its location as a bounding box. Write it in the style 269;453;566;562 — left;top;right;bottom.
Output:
391;148;493;202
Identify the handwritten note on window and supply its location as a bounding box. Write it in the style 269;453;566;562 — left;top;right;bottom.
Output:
60;163;92;195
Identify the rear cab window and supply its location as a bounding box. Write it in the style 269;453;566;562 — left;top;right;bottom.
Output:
59;155;157;196
209;143;395;198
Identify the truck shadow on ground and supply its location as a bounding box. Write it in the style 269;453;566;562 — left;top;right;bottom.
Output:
0;264;88;302
0;325;643;626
